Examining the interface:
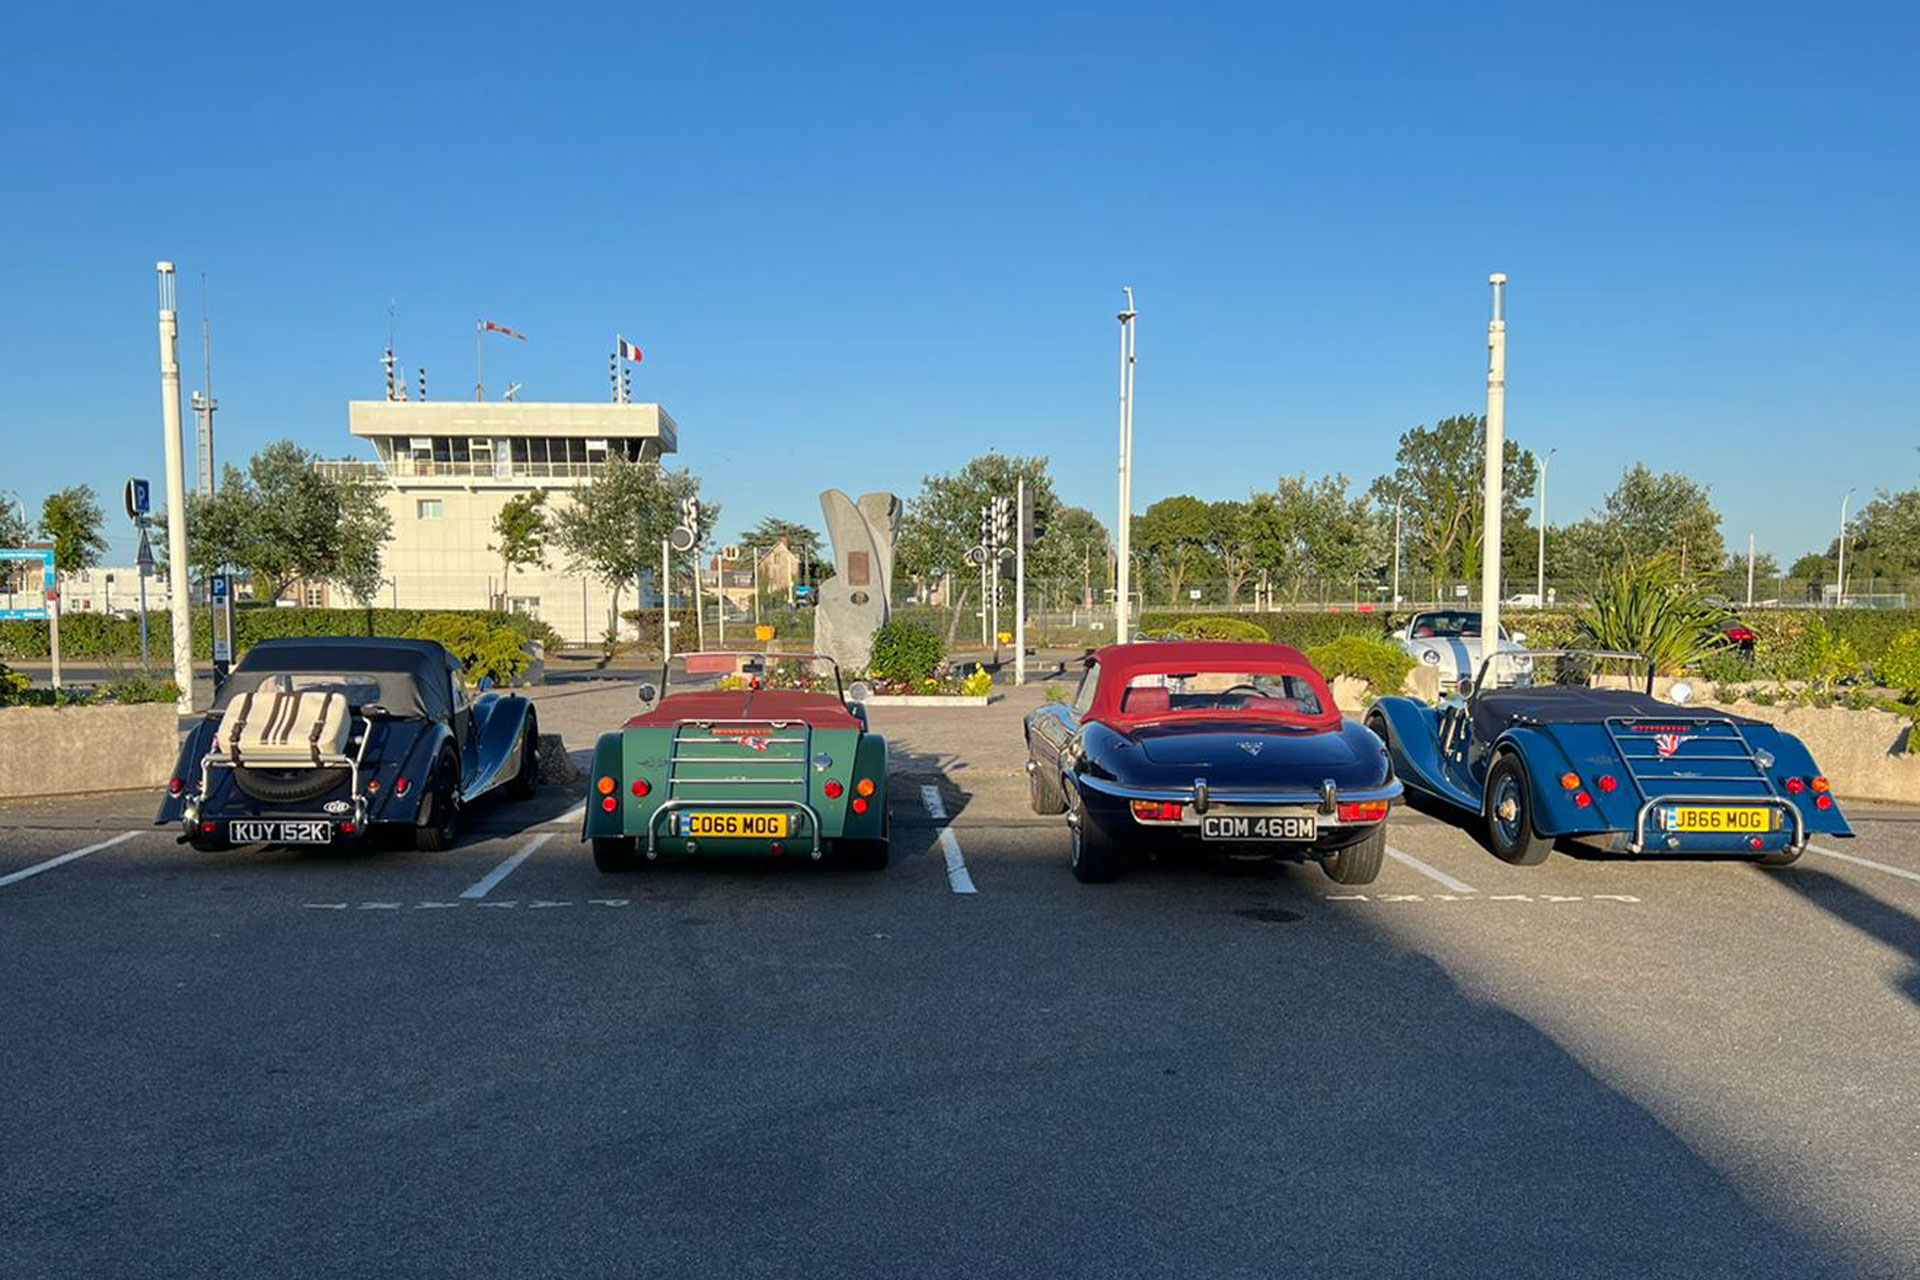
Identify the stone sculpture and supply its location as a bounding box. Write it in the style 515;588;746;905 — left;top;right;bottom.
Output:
814;489;902;675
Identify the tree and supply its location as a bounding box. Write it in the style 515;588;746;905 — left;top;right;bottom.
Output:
177;442;393;603
1206;501;1257;606
553;458;711;638
1789;552;1831;582
491;490;551;609
1835;487;1920;582
1247;475;1389;603
39;486;107;581
1030;505;1110;610
1553;464;1726;590
1134;495;1214;604
0;495;30;549
742;517;822;562
1369;414;1536;587
896;453;1060;644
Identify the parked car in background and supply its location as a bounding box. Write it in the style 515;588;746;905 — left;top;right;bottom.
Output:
583;652;889;871
1368;649;1852;867
1023;641;1400;885
1394;609;1530;689
1715;617;1758;656
156;637;540;852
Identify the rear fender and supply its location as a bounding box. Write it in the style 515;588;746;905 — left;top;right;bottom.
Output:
1495;727;1611;837
582;731;636;839
466;694;534;801
837;732;888;841
1372;696;1479;813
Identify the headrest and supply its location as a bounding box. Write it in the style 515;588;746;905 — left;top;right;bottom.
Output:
1122;686;1171;715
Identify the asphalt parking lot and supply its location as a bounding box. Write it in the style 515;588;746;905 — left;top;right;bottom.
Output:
6;682;1920;1279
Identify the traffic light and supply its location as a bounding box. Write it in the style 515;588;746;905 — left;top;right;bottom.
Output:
1019;486;1042;547
979;506;993;547
610;351;619;402
991;495;1012;547
681;496;703;540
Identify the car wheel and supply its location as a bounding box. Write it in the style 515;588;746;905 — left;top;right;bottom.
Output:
1069;792;1122;884
1027;755;1068;815
592;836;641;872
1321;824;1386;885
1485;755;1552;865
413;753;462;852
506;716;539;801
1756;847;1804;868
188;835;231;853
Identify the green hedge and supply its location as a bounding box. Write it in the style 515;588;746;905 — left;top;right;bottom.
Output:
0;606;560;662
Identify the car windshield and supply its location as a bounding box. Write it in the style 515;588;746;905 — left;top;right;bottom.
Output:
665;652;844;697
1475;650;1649;692
1119;670;1325;717
1410;611;1491;639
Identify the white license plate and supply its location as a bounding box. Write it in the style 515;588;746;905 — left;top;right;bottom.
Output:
229;820;334;845
1200;815;1316;841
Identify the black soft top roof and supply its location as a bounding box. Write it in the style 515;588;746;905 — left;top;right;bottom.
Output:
215;637;457;719
1473;685;1757;741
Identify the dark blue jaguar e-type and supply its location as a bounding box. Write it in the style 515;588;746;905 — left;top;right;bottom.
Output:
156;637;540;853
1024;641;1401;885
1367;648;1852;866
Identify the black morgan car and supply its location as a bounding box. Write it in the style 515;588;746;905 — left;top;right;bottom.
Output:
156;637;540;852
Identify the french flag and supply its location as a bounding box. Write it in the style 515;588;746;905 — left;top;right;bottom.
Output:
619;337;643;364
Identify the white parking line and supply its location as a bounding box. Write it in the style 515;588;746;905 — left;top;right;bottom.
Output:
547;804;585;827
1810;843;1920;886
0;831;139;889
1386;845;1477;894
459;833;553;900
919;785;977;895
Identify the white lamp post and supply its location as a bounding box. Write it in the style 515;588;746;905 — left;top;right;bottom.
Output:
1536;447;1555;605
1836;487;1856;606
1479;274;1508;658
1113;288;1137;644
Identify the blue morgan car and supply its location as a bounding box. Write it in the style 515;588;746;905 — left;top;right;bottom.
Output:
1367;649;1852;867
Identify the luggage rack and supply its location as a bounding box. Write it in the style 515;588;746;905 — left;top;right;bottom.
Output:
1604;715;1804;853
643;718;824;859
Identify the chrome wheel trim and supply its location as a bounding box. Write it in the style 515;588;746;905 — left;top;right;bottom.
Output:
1492;775;1523;846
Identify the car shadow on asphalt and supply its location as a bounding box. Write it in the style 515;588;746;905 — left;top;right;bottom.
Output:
1766;864;1920;1011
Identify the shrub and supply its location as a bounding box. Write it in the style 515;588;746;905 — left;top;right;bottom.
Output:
1305;635;1417;698
869;618;945;685
1770;618;1864;692
103;675;181;705
404;614;532;685
0;660;33;706
1876;628;1920;697
960;669;994;698
1692;649;1757;684
1162;615;1271;642
1577;556;1728;675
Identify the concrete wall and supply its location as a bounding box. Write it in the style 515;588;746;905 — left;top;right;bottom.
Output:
0;704;179;799
1701;700;1919;806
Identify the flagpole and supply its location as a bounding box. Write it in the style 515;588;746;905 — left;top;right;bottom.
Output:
475;320;484;402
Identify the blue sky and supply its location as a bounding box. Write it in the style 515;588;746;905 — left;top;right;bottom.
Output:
2;1;1915;566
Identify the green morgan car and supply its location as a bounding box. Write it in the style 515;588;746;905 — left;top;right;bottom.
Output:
583;652;890;872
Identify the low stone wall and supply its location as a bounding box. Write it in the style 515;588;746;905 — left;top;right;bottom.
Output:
1702;700;1919;805
0;703;181;799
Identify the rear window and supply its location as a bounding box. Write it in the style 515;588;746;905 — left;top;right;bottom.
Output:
1119;671;1324;717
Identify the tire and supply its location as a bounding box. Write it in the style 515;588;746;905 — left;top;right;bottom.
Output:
413;751;462;852
1365;711;1393;752
836;839;890;871
1321;823;1386;885
1069;791;1123;884
188;835;231;853
592;836;641;872
232;765;348;806
1485;754;1553;866
506;716;539;801
1756;847;1803;868
1027;754;1068;815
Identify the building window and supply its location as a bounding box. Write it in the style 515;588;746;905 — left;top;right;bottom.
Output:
417;499;444;520
508;596;541;617
303;582;327;608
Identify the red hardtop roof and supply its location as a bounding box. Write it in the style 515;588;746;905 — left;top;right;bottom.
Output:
1085;640;1340;730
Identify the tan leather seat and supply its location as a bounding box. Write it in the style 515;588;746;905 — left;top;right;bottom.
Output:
219;688;350;765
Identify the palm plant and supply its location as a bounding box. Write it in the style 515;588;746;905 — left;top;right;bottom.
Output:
1576;554;1728;675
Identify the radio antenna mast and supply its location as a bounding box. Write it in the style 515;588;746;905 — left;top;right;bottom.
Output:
384;301;406;400
190;274;218;496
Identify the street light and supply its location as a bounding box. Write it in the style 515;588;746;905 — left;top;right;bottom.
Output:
1836;487;1856;606
1114;287;1137;645
1536;447;1556;605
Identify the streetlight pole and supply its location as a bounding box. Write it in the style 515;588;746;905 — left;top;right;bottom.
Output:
1535;447;1555;605
1114;288;1137;644
1391;497;1403;607
1837;488;1856;606
156;263;196;713
1480;274;1509;660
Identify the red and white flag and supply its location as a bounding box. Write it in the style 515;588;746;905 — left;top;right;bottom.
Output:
481;320;527;341
618;337;644;364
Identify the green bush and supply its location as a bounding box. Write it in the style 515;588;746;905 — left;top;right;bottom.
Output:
1577;557;1728;675
1876;629;1920;697
404;614;532;685
1305;635;1417;698
1767;617;1864;691
868;618;945;685
103;675;181;705
1162;615;1271;642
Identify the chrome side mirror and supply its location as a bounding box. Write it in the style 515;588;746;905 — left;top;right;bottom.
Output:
1456;677;1474;698
1668;680;1694;705
477;676;496;693
636;682;660;710
848;680;873;705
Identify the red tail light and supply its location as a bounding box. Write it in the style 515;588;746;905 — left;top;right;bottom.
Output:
1597;775;1619;793
851;797;870;815
1784;777;1805;794
1748;836;1764;849
823;780;844;799
1573;791;1594;808
395;777;410;796
630;779;650;797
341;822;358;835
1815;794;1834;811
770;841;786;855
1130;800;1185;822
601;796;617;812
168;778;184;796
1727;627;1755;643
1336;800;1390;822
200;822;216;833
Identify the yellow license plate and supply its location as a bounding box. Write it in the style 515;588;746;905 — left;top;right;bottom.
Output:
1666;806;1775;833
682;812;791;838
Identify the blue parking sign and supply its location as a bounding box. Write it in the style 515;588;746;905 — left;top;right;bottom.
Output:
125;478;151;520
210;574;230;602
